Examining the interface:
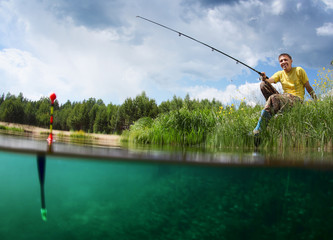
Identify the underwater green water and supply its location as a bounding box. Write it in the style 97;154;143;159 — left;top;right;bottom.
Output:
0;150;333;240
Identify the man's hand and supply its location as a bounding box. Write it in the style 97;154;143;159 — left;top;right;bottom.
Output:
260;72;267;81
260;72;276;84
305;81;318;100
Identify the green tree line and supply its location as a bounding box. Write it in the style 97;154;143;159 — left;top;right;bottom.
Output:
0;92;222;134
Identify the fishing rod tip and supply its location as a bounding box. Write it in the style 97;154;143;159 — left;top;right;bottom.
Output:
41;208;47;222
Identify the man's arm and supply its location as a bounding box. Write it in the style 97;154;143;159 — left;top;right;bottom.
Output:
305;81;317;100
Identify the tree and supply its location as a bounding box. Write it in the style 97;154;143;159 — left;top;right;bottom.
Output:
119;97;134;130
117;92;158;131
0;93;4;106
170;95;183;111
0;97;25;123
54;100;73;130
24;101;37;125
35;97;51;128
89;104;99;132
93;105;108;133
67;103;84;131
108;104;121;134
133;91;158;120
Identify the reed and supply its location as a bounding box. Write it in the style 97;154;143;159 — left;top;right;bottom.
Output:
69;130;95;145
206;103;261;149
123;96;332;150
125;108;217;146
262;96;333;150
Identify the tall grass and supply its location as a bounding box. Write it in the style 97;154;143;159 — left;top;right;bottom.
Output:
0;124;24;134
261;96;333;150
123;97;332;150
69;130;94;145
123;108;217;146
206;103;261;149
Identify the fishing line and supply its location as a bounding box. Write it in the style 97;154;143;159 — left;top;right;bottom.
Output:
137;16;267;79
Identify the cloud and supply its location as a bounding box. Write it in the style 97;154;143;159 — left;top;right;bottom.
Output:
185;82;270;106
316;22;333;36
270;0;286;15
321;0;333;10
0;48;66;100
181;0;332;67
184;0;240;9
0;1;153;103
0;0;332;105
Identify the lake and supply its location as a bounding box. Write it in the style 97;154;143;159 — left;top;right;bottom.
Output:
0;135;332;240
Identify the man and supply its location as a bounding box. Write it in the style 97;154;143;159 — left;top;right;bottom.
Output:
253;53;317;135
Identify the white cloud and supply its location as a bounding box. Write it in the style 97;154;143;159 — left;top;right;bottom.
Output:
0;0;332;105
0;48;64;99
316;22;333;36
0;2;154;103
186;82;267;106
321;0;333;9
185;79;286;107
296;2;302;11
271;0;286;15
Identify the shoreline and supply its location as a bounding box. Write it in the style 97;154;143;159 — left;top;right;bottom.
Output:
0;121;121;148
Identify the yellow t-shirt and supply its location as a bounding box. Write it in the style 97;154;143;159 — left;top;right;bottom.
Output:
272;67;309;100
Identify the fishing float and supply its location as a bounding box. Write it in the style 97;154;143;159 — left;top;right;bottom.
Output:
37;92;56;221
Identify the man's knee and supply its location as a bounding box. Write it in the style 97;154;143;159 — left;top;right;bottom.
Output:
269;93;279;100
264;94;280;113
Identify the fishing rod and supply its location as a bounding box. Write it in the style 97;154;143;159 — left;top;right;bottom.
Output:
137;16;267;79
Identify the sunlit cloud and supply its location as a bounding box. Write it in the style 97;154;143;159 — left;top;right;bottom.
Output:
185;82;265;106
316;22;333;36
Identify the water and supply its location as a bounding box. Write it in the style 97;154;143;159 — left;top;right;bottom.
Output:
0;136;333;239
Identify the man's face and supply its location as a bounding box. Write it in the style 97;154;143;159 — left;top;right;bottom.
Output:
279;55;293;72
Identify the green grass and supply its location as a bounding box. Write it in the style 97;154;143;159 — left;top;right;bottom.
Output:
69;130;94;144
261;96;333;150
0;124;24;133
123;108;217;146
206;103;260;149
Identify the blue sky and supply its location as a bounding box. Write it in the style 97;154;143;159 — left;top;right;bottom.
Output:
0;0;332;106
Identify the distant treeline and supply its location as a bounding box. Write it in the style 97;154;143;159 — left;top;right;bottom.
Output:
0;92;222;134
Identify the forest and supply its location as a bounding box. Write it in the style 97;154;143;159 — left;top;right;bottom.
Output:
0;91;221;135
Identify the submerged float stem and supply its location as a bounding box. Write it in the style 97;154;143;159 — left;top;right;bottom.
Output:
37;154;47;221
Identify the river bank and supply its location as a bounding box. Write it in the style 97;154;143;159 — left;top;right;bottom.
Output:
0;121;121;147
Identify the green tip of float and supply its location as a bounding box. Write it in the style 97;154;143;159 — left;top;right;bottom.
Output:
41;208;47;221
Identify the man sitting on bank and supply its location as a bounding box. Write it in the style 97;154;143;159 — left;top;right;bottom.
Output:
253;53;317;135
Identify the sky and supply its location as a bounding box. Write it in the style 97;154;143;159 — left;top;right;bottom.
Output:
0;0;332;106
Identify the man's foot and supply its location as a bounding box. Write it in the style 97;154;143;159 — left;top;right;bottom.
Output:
253;129;261;147
252;129;260;136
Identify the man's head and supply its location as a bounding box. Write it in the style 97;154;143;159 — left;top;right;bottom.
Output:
278;53;293;72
